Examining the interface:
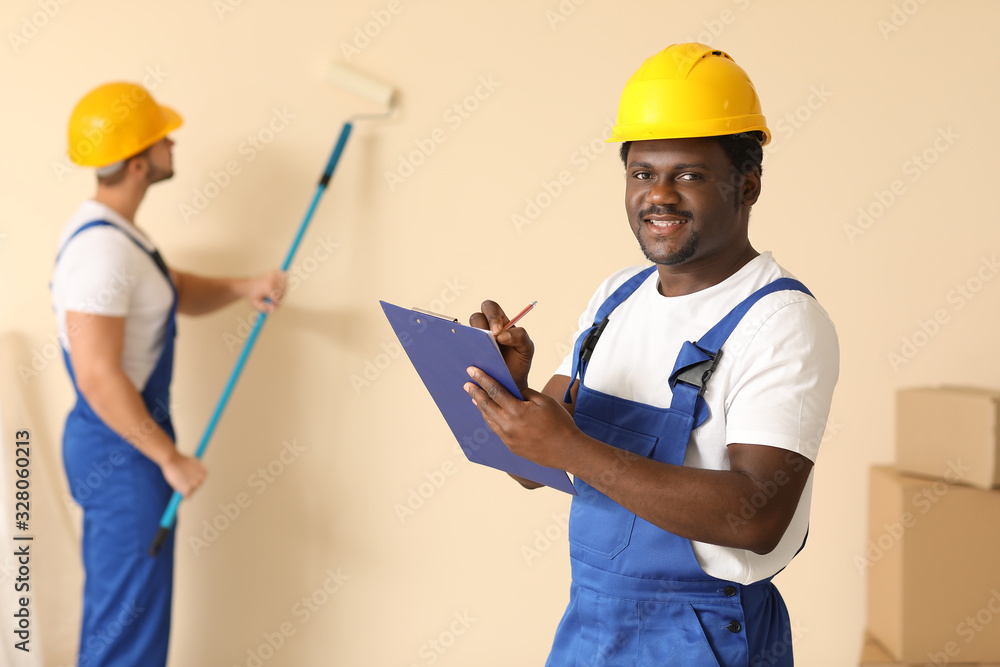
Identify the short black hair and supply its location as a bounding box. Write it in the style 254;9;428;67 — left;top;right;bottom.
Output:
714;132;765;177
619;132;765;176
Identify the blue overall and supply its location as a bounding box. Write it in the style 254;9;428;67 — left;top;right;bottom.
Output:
56;220;177;667
548;267;811;667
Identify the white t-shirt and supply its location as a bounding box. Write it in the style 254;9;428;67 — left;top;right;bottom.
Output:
51;201;174;392
554;252;840;584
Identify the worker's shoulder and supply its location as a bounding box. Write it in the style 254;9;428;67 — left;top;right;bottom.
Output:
52;219;154;297
746;288;836;335
761;267;836;331
728;288;839;369
57;222;145;263
57;201;154;252
755;256;837;329
720;257;839;357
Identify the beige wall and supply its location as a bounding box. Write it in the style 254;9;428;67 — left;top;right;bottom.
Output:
2;0;998;665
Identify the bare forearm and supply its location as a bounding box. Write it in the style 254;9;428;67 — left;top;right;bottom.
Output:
76;366;178;467
469;367;798;548
507;376;576;491
65;310;206;497
173;271;246;316
561;436;793;554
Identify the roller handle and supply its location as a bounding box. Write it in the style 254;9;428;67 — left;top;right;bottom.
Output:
148;527;171;557
147;121;354;557
149;490;184;556
318;122;353;189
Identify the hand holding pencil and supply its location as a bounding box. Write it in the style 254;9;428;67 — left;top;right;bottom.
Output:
500;300;537;335
470;300;538;393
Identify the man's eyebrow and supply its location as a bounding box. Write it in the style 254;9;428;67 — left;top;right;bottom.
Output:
626;161;712;170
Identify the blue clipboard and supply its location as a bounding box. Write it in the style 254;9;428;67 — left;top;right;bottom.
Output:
380;301;576;495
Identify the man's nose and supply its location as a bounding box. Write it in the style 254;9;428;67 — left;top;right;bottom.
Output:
645;179;680;205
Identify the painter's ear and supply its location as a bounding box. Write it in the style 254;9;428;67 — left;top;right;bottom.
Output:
742;168;761;208
123;153;150;183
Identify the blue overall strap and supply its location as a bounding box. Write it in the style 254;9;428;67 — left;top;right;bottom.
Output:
667;277;813;424
55;220;175;294
564;266;657;403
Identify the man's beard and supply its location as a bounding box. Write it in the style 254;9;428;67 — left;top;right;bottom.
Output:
636;228;699;266
146;166;174;184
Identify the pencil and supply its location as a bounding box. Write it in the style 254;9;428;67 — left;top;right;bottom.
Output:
501;301;538;333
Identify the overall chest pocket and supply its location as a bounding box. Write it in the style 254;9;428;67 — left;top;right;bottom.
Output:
569;413;659;559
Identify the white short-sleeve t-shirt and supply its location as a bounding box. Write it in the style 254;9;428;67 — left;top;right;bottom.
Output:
554;252;840;584
51;200;174;391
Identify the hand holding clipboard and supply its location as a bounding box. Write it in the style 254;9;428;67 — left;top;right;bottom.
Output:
380;300;576;494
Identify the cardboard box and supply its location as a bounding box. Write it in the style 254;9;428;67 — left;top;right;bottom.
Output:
860;632;896;665
867;467;1000;663
860;631;1000;666
897;387;1000;489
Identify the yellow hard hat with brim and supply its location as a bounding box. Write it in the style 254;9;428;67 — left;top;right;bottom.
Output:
609;43;770;146
67;82;183;168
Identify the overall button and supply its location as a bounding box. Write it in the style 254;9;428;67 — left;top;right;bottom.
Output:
727;621;742;633
723;586;737;597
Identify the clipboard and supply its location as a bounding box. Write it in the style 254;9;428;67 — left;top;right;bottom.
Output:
380;301;577;495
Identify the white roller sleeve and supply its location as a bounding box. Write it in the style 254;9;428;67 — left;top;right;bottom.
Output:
324;62;395;107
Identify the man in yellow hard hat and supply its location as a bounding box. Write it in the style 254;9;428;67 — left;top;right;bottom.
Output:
52;82;286;667
465;44;839;665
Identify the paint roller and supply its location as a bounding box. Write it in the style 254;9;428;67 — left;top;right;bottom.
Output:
148;63;397;557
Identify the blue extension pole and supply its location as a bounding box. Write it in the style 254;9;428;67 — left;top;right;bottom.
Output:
149;121;354;556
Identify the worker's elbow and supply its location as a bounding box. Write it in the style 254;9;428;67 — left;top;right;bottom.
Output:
509;473;544;490
747;535;781;556
73;368;100;398
72;364;115;406
744;518;790;555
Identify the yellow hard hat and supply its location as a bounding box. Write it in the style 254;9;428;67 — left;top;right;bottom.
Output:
609;43;770;146
67;82;183;167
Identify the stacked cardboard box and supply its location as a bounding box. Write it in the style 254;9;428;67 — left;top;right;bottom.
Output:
859;633;1000;666
860;387;1000;666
